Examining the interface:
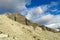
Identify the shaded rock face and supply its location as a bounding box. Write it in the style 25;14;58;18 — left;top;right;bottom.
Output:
7;13;26;24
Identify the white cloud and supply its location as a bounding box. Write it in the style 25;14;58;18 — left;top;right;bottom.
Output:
35;14;54;24
47;15;60;24
34;7;44;14
34;12;60;31
26;5;48;20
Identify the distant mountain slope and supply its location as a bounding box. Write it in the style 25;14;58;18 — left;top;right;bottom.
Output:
0;14;60;40
7;13;42;29
7;13;59;32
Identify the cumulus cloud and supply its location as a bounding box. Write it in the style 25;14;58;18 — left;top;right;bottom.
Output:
35;14;54;24
45;15;60;31
26;2;58;20
26;5;48;20
47;15;60;24
46;15;60;30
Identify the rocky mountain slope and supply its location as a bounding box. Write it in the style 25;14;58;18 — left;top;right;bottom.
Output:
7;13;59;32
0;14;60;40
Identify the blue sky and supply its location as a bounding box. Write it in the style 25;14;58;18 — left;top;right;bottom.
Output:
26;0;60;15
26;0;60;8
0;0;60;31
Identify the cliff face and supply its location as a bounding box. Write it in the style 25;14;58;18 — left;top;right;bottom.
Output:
7;13;26;24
